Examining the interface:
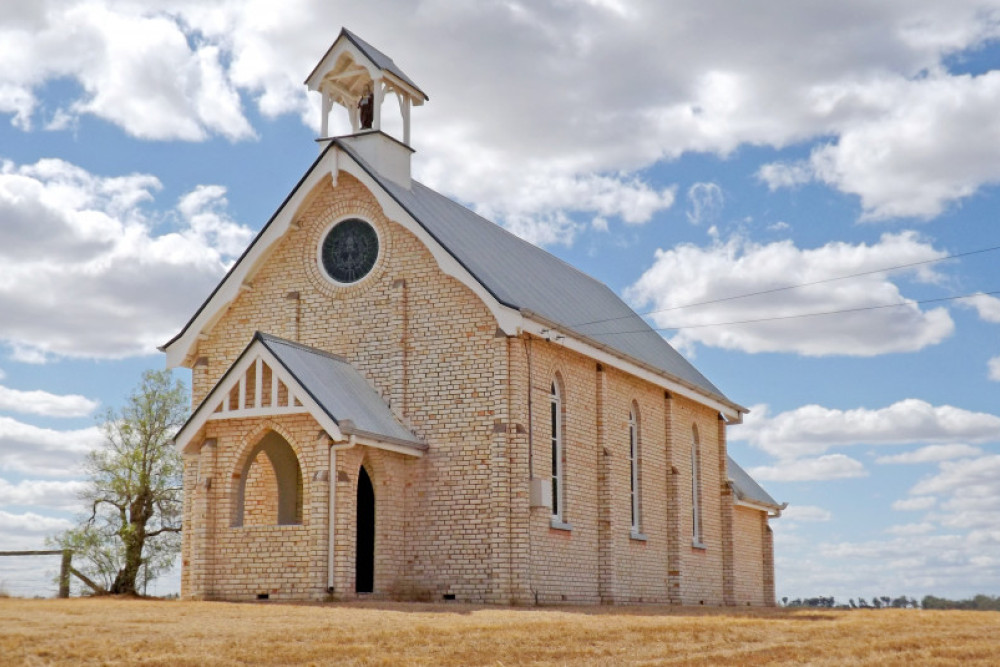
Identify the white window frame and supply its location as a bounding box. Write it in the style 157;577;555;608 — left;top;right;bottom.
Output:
550;381;564;524
691;425;704;547
629;407;643;537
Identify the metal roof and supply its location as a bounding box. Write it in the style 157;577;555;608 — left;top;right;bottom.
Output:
339;29;428;100
340;141;728;403
258;333;423;447
727;455;781;510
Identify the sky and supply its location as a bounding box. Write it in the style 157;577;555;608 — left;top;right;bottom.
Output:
1;0;1000;604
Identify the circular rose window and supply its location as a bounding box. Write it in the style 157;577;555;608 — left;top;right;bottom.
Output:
320;218;379;284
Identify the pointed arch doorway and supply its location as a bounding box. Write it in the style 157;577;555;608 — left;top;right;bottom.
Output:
355;467;375;593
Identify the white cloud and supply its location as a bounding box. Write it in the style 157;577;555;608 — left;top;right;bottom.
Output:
686;182;724;225
0;479;87;511
893;496;937;511
1;1;998;241
877;443;983;464
0;510;72;537
0;385;98;418
0;157;252;360
912;454;1000;531
624;232;953;357
886;522;936;536
764;72;1000;220
990;356;1000;381
0;2;253;140
750;454;867;482
781;505;832;522
772;529;1000;601
958;292;1000;323
0;416;103;477
732;399;1000;459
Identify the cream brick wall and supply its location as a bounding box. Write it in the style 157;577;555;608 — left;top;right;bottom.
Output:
179;167;775;605
733;506;768;606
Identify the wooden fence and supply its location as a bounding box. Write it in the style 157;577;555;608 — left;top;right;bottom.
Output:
0;550;73;598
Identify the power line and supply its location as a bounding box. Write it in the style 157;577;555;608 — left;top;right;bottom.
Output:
596;289;1000;334
573;243;1000;329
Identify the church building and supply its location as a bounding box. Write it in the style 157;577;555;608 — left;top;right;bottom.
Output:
164;29;784;606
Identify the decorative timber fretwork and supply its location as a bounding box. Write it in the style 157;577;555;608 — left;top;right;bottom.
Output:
208;357;308;421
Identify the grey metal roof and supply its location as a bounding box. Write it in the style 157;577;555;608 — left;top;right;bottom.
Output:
340;29;428;100
727;455;781;510
337;140;729;404
258;333;424;448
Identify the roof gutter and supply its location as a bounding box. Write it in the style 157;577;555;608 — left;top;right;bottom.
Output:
519;308;748;422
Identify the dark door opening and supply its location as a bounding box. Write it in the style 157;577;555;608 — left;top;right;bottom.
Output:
355;467;375;593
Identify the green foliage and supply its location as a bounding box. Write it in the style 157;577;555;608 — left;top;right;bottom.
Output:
49;369;188;596
922;594;1000;611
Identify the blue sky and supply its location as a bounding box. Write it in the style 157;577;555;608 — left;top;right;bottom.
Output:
2;1;1000;603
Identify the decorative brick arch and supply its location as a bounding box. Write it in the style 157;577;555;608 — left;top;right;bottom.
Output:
230;422;306;527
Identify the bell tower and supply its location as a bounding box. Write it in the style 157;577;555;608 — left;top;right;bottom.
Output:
305;29;428;187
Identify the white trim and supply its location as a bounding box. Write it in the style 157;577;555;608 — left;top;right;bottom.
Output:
518;314;745;422
161;144;746;424
550;381;563;524
174;341;346;453
734;497;784;517
163;159;341;367
629;408;640;534
163;146;522;367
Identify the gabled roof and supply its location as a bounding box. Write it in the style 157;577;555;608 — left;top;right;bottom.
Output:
174;331;425;456
305;28;428;101
259;333;420;446
341;141;726;401
162;139;746;417
728;455;783;513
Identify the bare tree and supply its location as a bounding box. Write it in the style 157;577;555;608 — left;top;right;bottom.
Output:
51;370;187;595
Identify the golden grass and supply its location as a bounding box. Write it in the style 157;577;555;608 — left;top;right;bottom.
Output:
1;598;999;666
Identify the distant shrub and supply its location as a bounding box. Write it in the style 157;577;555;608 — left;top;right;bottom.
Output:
922;595;1000;611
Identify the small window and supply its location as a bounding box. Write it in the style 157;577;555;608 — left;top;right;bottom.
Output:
691;425;703;545
550;381;563;522
629;406;641;534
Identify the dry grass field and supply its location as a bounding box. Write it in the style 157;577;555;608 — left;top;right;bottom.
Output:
1;598;999;666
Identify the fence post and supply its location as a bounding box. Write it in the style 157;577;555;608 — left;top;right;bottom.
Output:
59;550;72;598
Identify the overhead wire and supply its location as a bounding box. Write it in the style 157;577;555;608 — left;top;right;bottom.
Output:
592;289;1000;334
570;243;1000;329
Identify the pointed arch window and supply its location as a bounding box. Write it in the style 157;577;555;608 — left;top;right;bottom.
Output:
691;425;704;547
550;381;564;523
629;405;643;536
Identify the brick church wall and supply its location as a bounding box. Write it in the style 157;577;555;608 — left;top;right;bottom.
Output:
179;166;773;606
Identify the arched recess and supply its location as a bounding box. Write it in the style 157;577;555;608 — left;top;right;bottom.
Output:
232;430;303;527
356;465;376;593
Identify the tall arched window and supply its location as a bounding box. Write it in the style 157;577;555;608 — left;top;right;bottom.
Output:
550;380;564;522
629;405;641;534
691;425;703;545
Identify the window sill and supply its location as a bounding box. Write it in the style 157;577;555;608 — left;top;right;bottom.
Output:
550;519;573;531
630;530;648;542
691;539;707;551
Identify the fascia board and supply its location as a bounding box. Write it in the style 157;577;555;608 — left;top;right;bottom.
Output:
174;340;344;454
335;156;524;334
305;39;371;91
518;313;746;422
163;163;339;368
734;497;784;516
